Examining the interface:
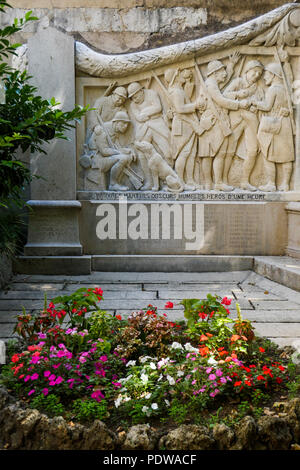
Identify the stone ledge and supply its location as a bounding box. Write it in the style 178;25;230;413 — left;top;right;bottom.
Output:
92;255;254;272
0;386;299;450
13;256;92;275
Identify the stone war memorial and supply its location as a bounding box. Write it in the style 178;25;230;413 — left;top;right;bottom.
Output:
3;0;300;453
6;1;300;275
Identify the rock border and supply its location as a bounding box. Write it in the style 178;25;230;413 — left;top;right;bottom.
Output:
1;386;300;450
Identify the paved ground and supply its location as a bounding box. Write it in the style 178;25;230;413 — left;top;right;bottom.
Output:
1;269;300;348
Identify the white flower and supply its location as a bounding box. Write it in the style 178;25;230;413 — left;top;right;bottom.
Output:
171;342;183;350
140;356;157;364
149;362;156;370
126;360;136;367
184;343;199;353
157;374;163;382
114;396;122;408
157;357;169;369
167;375;175;385
119;374;133;384
177;370;185;377
142;406;151;416
165;399;170;407
141;373;149;384
207;356;218;365
123;396;131;402
145;392;152;399
151;403;158;410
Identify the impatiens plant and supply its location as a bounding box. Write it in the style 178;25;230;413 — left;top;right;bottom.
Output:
0;287;295;427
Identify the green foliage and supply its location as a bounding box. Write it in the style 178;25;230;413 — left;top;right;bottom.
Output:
0;1;89;209
72;398;109;422
0;209;25;256
30;393;65;417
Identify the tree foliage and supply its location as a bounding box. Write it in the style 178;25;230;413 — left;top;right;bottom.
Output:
0;0;89;207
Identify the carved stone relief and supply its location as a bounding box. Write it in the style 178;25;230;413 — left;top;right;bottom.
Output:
77;4;300;193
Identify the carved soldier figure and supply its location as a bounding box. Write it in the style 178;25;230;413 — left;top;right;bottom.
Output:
223;60;265;191
165;67;207;191
89;86;128;131
199;59;250;191
84;111;135;191
251;62;294;191
128;81;171;190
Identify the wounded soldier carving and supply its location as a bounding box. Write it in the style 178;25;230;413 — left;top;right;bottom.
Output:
81;111;141;191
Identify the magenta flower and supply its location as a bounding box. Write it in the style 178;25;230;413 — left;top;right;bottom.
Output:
42;388;49;396
44;370;51;378
54;376;64;385
208;374;216;381
28;389;35;396
206;367;213;374
91;390;105;402
31;373;39;380
100;355;108;362
216;369;223;377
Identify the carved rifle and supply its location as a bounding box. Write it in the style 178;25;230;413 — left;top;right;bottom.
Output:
96;113;143;190
193;59;232;138
151;70;204;133
273;46;296;135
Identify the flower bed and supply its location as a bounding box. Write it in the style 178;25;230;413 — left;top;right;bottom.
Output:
0;287;300;450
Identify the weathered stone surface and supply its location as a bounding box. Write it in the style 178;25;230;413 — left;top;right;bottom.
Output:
257;415;293;450
231;415;258;450
159;424;215;450
122;424;158;450
212;423;235;450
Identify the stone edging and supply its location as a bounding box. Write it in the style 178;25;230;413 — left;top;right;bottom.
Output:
1;386;300;450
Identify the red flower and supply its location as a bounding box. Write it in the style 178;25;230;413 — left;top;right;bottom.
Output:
221;297;232;306
11;354;20;363
234;381;242;387
165;302;173;309
259;347;265;353
276;377;283;384
116;315;122;321
198;312;207;320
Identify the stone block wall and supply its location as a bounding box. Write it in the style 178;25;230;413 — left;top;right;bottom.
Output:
3;1;295;53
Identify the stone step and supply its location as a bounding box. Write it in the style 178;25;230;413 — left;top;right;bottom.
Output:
92;255;254;273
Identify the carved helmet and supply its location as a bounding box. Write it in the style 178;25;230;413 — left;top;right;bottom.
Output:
112;111;131;122
244;60;263;73
113;86;128;99
206;60;225;77
264;63;283;79
128;82;143;98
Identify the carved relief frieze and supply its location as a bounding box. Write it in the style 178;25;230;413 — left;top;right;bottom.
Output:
76;4;300;193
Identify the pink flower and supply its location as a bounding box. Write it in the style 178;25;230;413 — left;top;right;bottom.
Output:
44;371;51;378
100;355;108;362
54;376;64;385
31;373;39;380
42;388;49;396
208;374;216;381
28;389;35;396
91;390;105;402
216;369;223;377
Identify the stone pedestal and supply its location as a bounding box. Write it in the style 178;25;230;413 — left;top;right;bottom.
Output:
286;202;300;259
23;27;82;259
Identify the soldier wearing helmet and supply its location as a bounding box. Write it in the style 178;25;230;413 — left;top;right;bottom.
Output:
251;62;294;192
199;58;250;191
84;111;135;191
127;81;172;190
222;59;265;191
89;85;128;132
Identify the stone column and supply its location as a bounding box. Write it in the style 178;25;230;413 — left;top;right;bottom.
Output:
23;27;83;258
294;103;300;191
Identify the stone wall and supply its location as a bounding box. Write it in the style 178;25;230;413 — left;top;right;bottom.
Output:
3;1;295;53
